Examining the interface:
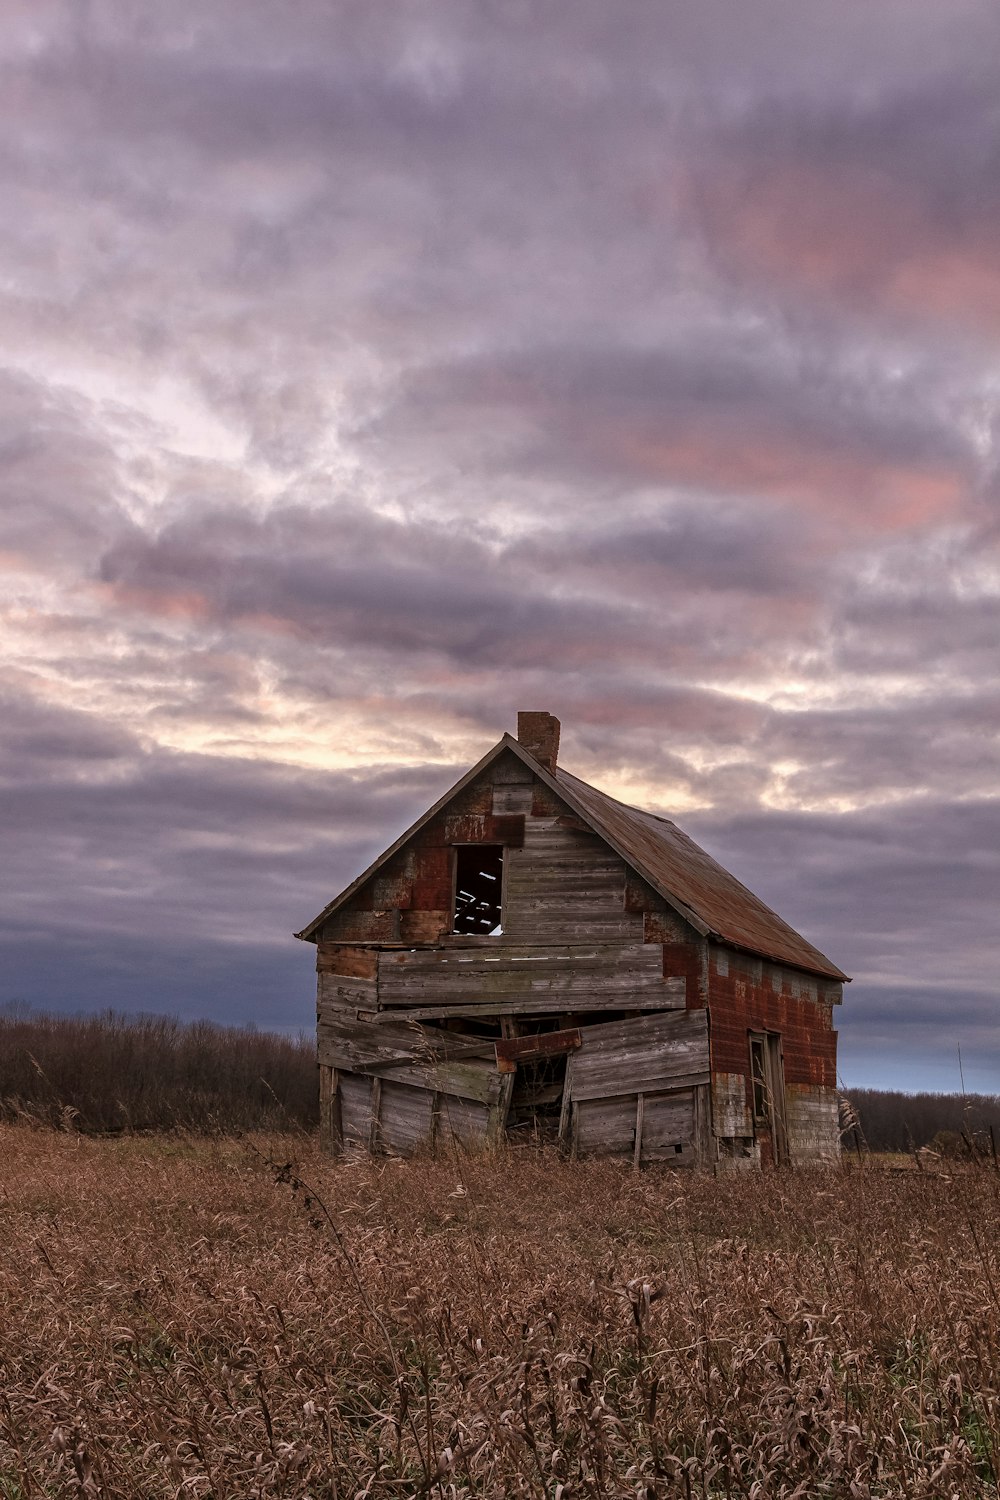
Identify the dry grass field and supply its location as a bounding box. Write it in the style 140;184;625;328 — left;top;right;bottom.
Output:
1;1128;999;1498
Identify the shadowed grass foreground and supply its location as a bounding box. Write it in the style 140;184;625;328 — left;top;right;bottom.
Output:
1;1128;999;1497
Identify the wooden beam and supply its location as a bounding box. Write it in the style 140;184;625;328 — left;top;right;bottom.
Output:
372;990;684;1021
633;1093;645;1174
558;1055;575;1153
488;1018;518;1141
318;1064;342;1156
495;1028;581;1072
368;1077;382;1154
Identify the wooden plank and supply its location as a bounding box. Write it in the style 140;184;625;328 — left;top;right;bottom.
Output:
317;1009;495;1069
318;973;377;1012
571;1065;709;1104
693;1085;711;1169
318;1064;342;1156
492;782;534;815
558;1054;575;1150
642;1090;694;1147
377;1080;436;1155
489;1017;517;1139
574;1095;637;1156
368;1077;382;1153
633;1093;644;1174
784;1085;840;1164
322;1050;501;1106
436;1094;491;1146
377;942;674;1010
378;941;663;974
400;910;451;943
712;1072;751;1138
317;1011;503;1104
339;1073;372;1148
371;991;683;1020
495;1028;581;1071
567;1009;710;1102
317;944;378;979
501;818;645;942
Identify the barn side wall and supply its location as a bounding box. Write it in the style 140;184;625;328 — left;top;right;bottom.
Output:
706;944;841;1165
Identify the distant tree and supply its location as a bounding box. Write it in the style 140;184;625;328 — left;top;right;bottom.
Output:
844;1087;1000;1154
0;1006;317;1134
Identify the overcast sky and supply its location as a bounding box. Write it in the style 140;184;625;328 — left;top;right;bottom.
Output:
3;1;1000;1091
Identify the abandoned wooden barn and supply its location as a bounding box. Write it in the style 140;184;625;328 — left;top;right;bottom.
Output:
296;713;849;1168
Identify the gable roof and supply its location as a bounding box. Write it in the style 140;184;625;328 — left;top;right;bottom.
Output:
296;734;848;982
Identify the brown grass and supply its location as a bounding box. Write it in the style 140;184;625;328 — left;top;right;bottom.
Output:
1;1129;999;1497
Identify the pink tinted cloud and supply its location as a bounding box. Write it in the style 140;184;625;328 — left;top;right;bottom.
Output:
616;421;964;530
688;156;1000;336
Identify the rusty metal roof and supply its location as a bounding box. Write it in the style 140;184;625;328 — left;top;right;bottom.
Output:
554;764;848;981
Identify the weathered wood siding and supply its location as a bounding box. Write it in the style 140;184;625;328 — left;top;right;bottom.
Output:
785;1084;840;1165
563;1009;710;1166
376;942;682;1014
317;749;695;956
317;1008;502;1104
711;1071;752;1138
375;1080;436;1155
573;1090;699;1165
502;794;641;942
565;1009;710;1101
339;1072;376;1148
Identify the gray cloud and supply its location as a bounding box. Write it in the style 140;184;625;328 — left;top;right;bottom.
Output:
2;2;1000;1089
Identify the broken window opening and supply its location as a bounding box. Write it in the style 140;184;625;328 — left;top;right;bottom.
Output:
452;845;504;935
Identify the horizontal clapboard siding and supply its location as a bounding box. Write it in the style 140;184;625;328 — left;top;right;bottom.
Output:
642;1091;696;1158
317;972;377;1012
565;1008;710;1103
785;1085;839;1163
317;1010;501;1104
502;822;644;942
377;1081;435;1154
574;1095;637;1154
377;941;678;1012
574;1089;697;1164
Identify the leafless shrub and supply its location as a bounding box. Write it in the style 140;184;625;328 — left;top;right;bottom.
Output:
0;1007;317;1134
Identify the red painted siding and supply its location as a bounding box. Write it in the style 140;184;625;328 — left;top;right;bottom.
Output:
708;950;838;1090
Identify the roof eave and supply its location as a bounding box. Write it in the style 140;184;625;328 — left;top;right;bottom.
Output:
706;932;850;984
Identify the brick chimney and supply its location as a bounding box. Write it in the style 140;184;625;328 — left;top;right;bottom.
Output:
517;711;560;773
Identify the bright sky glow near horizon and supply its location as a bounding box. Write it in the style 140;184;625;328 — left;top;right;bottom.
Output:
3;1;1000;1092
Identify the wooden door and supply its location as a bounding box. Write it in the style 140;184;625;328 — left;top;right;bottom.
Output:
749;1031;789;1166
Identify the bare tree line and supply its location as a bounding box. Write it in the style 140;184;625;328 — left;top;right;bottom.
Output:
0;1006;317;1133
2;1005;997;1149
844;1086;1000;1155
